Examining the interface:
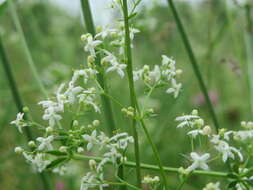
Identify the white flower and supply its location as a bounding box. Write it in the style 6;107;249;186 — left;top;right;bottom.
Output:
203;182;221;190
82;130;98;151
95;26;117;39
186;152;210;172
23;153;50;172
166;78;182;98
187;129;204;138
78;88;100;113
42;106;62;127
80;172;108;190
103;51;127;78
129;27;140;41
83;34;102;57
36;136;54;150
64;82;83;104
53;165;67;176
10;112;25;133
234;130;253;141
175;114;200;128
212;139;243;162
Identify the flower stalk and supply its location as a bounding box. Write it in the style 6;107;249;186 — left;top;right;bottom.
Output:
72;154;229;178
166;0;220;133
121;0;142;187
80;0;116;136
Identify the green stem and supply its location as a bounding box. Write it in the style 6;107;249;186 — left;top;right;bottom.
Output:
244;4;253;116
80;0;116;136
166;0;220;133
72;154;229;178
7;0;48;98
122;1;169;188
122;0;142;187
0;35;51;190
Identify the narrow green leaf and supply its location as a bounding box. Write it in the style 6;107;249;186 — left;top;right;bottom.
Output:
46;157;68;169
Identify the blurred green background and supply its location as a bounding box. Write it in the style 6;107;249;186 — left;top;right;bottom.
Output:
0;0;253;189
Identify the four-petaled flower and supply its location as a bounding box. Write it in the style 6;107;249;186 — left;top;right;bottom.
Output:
36;136;54;150
82;130;98;151
83;34;102;57
186;152;210;172
10;112;25;133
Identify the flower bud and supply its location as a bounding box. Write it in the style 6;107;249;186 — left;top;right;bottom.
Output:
241;121;247;128
59;146;67;153
96;26;102;33
202;125;212;135
28;141;36;147
22;106;29;112
195;119;204;127
92;120;100;127
14;147;23;154
77;147;84;153
89;159;97;170
73;120;79;127
46;127;53;133
191;109;198;116
176;69;183;76
80;34;87;41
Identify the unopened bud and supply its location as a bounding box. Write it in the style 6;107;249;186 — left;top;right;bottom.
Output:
46;127;53;133
192;109;198;116
202;125;212;135
14;147;23;154
28;141;36;147
92;120;100;127
89;159;97;170
59;146;67;153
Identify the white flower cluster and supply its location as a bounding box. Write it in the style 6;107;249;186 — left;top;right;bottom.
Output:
81;131;134;189
37;68;100;128
133;55;182;98
176;109;246;173
81;23;139;79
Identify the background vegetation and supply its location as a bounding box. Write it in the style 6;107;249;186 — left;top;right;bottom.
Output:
0;0;253;189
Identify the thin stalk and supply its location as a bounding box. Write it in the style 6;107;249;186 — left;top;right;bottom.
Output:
72;154;229;178
122;0;169;188
80;0;116;136
7;0;47;98
244;4;253;116
80;0;120;187
166;0;220;133
0;36;51;190
122;0;141;187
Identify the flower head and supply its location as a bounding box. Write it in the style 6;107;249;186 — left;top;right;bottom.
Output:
186;152;210;172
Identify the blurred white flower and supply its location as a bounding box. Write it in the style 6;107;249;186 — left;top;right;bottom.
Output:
36;136;54;151
10;112;25;133
203;182;221;190
83;130;98;151
186;152;210;172
82;34;102;57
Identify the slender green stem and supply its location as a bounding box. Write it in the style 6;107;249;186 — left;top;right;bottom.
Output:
122;1;169;188
244;4;253;116
166;0;220;133
80;0;116;136
80;0;121;187
122;0;141;187
72;154;229;178
0;35;51;190
7;0;48;98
